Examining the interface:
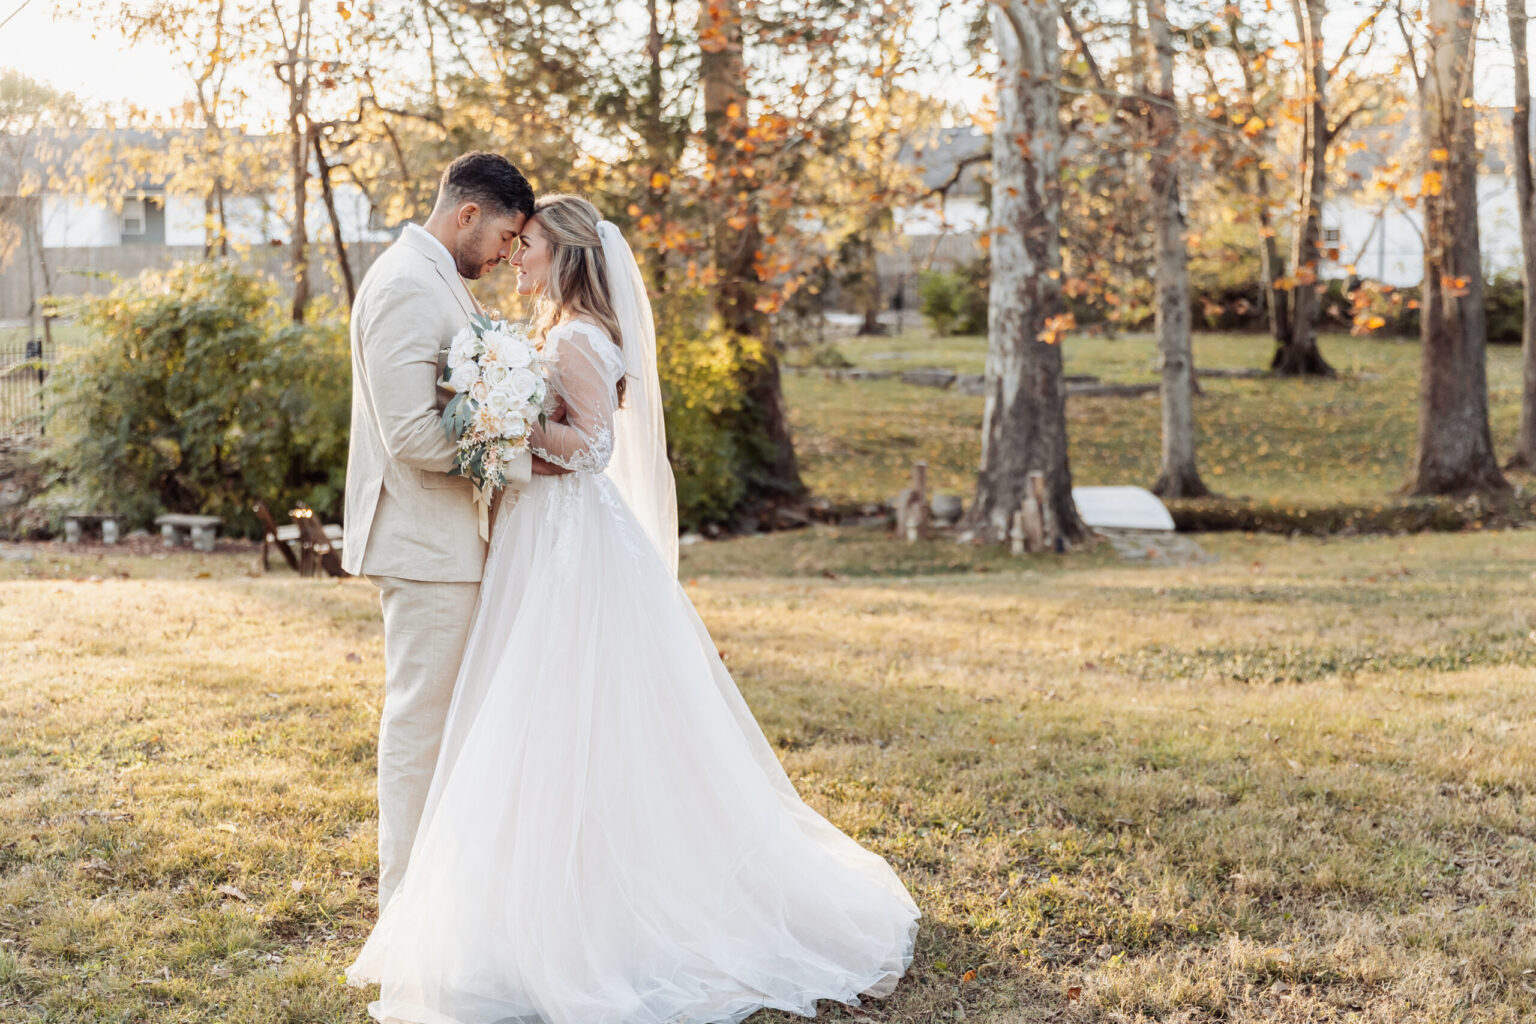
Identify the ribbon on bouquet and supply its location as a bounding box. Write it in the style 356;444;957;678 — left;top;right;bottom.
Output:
472;481;492;542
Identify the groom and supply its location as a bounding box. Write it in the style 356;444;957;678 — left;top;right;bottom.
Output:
342;151;535;911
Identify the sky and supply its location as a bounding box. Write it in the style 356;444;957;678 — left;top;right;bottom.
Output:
0;0;1522;130
0;0;187;114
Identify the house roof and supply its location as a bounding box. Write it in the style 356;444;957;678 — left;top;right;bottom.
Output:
0;127;273;195
899;126;990;194
1342;107;1532;183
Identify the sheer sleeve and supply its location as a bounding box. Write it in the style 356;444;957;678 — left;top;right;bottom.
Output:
527;322;624;474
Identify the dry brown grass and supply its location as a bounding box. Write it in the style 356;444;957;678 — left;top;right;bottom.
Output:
1;527;1534;1022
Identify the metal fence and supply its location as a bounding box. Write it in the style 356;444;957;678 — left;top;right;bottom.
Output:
0;332;51;437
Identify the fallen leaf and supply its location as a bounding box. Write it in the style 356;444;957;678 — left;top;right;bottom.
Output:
217;884;249;901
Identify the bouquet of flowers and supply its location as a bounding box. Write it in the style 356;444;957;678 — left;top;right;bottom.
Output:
440;314;552;538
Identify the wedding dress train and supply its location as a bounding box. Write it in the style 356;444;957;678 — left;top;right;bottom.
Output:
346;320;920;1024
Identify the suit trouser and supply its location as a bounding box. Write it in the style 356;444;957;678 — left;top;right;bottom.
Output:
368;574;481;912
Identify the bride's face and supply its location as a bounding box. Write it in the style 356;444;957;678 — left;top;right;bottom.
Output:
511;217;551;296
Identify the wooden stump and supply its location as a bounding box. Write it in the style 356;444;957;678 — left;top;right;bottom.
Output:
898;461;931;543
1012;471;1057;555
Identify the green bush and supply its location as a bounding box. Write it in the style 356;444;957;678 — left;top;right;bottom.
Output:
917;261;987;336
43;261;349;536
1485;270;1523;344
654;289;757;530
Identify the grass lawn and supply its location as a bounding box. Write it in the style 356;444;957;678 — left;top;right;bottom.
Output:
1;526;1533;1022
787;330;1534;508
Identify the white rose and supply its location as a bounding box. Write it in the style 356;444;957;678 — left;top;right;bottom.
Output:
448;326;476;369
486;384;518;420
503;340;534;370
482;325;519;363
447;360;477;393
469;379;490;402
507;368;539;403
481;358;509;387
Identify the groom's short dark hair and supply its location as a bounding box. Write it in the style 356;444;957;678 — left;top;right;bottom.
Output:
437;152;535;220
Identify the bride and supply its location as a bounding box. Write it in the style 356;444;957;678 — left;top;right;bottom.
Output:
346;194;920;1024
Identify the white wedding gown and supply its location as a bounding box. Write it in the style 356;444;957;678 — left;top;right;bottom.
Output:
347;321;920;1024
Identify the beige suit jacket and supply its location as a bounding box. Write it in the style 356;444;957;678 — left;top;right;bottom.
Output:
342;228;494;581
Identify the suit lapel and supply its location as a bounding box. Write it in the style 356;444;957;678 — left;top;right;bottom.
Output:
400;226;482;320
429;261;479;319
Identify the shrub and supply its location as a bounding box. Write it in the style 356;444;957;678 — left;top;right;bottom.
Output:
917;260;987;337
1485;270;1523;344
653;289;757;530
43;261;350;536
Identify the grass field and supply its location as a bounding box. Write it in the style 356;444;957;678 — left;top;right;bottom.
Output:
2;322;1534;1021
1;525;1534;1023
787;330;1533;508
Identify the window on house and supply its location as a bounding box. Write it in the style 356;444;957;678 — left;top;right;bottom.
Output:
120;198;146;236
1322;226;1342;245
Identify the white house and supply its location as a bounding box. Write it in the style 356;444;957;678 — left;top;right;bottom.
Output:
1;128;397;320
1322;113;1528;287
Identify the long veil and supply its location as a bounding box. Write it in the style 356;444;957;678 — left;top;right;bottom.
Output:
596;220;679;575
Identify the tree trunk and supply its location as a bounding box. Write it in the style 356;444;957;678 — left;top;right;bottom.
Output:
311;125;356;307
280;0;312;324
1274;0;1335;376
1510;0;1536;470
1147;0;1208;498
1413;0;1509;495
859;235;884;335
967;1;1085;545
1256;167;1291;344
643;0;669;294
699;0;804;502
1226;10;1291;346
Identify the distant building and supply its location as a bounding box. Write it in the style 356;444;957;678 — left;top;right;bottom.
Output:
0;129;394;322
1322;112;1526;287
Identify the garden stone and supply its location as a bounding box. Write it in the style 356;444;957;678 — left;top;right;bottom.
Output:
900;367;957;389
930;493;964;524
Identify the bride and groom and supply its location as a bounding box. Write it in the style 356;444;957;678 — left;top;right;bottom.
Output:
340;151;919;1024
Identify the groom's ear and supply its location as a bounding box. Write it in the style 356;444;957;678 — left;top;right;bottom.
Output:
456;202;480;228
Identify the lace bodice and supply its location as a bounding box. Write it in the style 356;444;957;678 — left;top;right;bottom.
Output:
526;320;626;475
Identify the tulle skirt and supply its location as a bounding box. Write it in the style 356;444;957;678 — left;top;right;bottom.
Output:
346;473;920;1024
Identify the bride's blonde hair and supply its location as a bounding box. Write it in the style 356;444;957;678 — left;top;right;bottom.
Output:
529;194;626;404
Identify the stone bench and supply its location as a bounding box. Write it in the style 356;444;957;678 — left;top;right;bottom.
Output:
63;513;124;545
155;513;224;553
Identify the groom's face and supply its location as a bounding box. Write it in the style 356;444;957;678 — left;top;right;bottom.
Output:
453;204;527;280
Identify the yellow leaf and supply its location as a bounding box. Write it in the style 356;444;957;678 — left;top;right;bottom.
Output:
1421;170;1443;196
650;171;672;190
1430;147;1449;161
